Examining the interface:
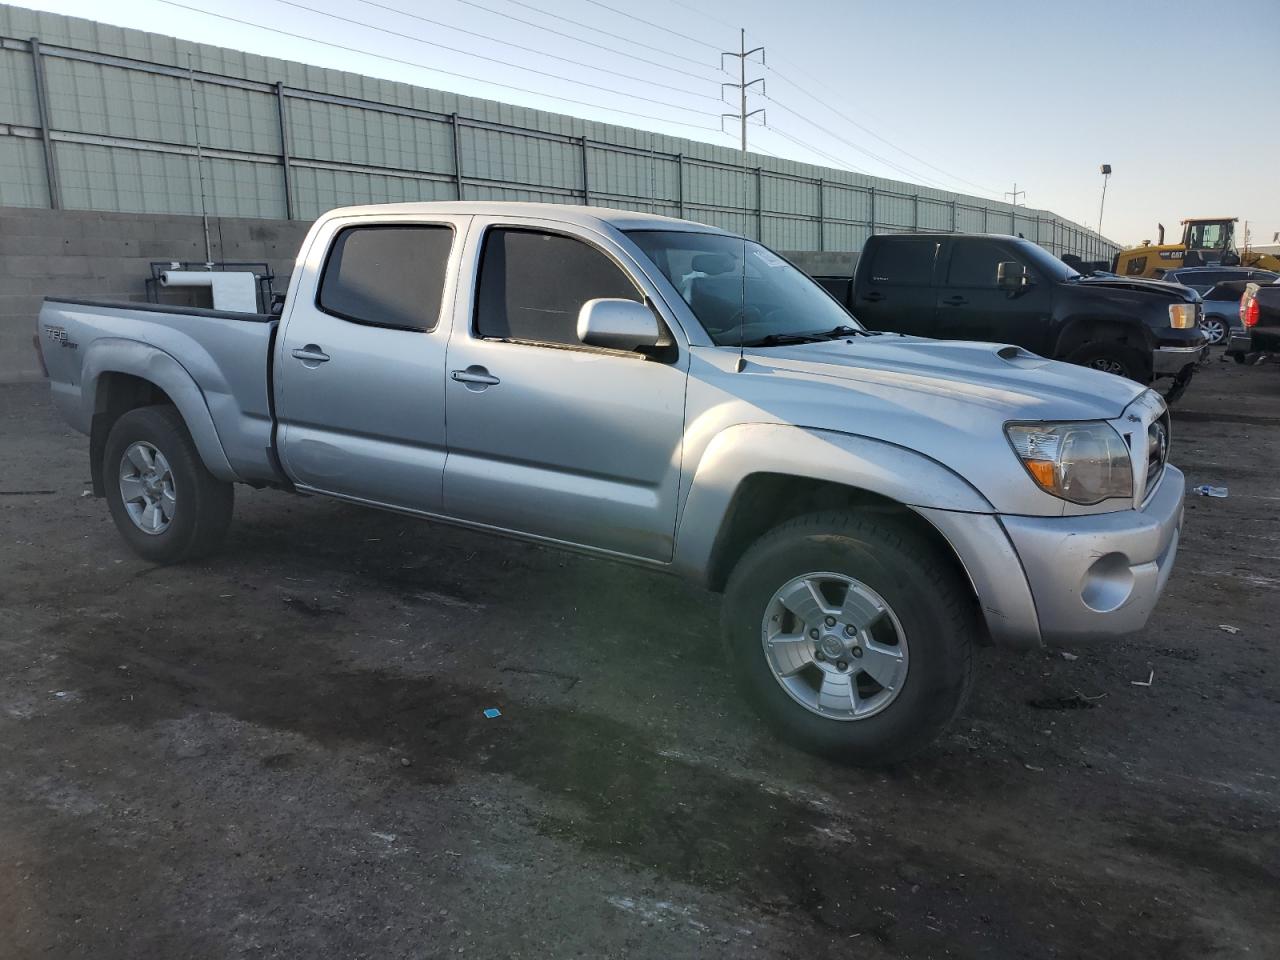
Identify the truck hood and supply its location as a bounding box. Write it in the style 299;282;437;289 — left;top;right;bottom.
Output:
1069;274;1199;302
746;334;1146;421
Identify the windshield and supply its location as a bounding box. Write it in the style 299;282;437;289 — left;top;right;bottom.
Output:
625;230;863;346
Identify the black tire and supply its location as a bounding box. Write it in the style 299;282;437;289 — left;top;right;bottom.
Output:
1232;352;1249;365
1065;341;1150;382
721;511;975;766
103;405;234;564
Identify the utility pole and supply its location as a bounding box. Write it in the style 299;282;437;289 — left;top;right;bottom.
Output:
1004;183;1025;207
721;28;765;159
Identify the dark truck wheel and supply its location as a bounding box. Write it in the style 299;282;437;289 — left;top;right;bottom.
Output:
103;405;234;564
721;510;974;766
1066;342;1149;382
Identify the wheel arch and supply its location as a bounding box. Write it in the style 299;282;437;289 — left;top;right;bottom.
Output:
673;424;991;593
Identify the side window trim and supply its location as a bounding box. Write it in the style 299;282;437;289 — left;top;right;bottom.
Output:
471;224;662;356
315;222;456;332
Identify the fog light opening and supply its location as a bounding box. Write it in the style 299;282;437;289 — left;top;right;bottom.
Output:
1080;553;1135;613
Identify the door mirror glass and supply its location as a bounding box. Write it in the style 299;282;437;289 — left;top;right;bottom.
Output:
996;261;1029;291
577;298;661;351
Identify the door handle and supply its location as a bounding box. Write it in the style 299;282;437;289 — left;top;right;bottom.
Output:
941;296;968;306
862;291;885;302
291;345;330;364
451;366;501;389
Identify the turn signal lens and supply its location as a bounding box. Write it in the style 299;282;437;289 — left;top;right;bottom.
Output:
1168;303;1196;329
1006;422;1134;505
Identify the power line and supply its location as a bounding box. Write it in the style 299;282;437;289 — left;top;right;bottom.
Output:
152;0;730;133
493;0;724;73
579;0;724;53
764;92;960;191
440;0;718;84
766;124;868;175
266;0;720;115
657;0;737;30
352;0;720;101
765;61;1003;198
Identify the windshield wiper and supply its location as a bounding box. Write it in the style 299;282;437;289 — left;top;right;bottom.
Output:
816;324;871;338
740;332;828;347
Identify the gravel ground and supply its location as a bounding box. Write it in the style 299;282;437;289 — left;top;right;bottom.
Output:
1;356;1278;959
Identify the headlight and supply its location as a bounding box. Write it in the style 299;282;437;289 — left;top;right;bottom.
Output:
1168;303;1196;329
1006;422;1133;504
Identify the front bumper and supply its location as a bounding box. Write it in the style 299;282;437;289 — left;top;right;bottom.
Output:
1153;344;1207;376
1000;465;1184;643
919;465;1184;648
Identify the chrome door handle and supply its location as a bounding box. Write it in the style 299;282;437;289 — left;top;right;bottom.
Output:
291;345;330;363
451;366;500;387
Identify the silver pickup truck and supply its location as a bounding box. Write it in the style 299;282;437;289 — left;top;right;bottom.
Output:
38;202;1184;764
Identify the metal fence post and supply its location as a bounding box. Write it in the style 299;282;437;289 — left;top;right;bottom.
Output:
676;154;684;218
755;167;763;240
580;138;590;204
274;82;295;220
950;199;957;231
29;37;61;210
913;193;919;230
869;185;876;235
451;113;464;200
816;177;824;251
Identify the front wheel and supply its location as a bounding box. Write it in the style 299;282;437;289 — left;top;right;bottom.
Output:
103;405;234;564
1200;317;1226;346
1065;341;1150;382
721;511;975;766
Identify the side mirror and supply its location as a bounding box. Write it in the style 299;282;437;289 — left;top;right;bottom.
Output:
577;298;661;352
997;261;1029;291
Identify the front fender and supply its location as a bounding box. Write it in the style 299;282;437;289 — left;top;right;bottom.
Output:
671;423;993;584
82;339;237;482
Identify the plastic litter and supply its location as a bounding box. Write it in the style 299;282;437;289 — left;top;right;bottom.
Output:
1218;624;1240;635
1130;669;1155;687
1192;485;1228;498
1059;651;1079;661
482;707;502;719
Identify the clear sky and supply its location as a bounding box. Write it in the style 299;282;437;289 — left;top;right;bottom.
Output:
17;0;1280;246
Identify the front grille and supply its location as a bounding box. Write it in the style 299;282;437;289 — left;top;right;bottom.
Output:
1145;412;1170;494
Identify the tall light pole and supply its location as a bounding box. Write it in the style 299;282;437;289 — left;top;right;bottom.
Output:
1097;163;1112;237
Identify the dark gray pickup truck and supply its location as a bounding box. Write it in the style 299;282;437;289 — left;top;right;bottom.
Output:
816;233;1208;399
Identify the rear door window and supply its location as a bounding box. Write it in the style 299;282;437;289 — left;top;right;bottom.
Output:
318;225;454;331
475;228;640;346
866;239;938;286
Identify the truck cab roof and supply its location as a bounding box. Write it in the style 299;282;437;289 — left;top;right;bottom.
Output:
318;201;729;235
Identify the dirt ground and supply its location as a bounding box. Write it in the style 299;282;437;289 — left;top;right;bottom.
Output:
1;354;1278;960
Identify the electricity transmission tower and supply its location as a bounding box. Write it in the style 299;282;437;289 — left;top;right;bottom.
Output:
721;28;765;158
1005;183;1026;206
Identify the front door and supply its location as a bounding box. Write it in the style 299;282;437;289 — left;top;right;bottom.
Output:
442;220;689;561
934;238;1055;355
275;216;466;512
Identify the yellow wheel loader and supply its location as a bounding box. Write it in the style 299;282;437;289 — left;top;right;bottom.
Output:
1113;218;1280;278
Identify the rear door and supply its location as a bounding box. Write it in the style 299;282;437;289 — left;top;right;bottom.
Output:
275;214;468;512
852;237;940;335
934;237;1056;354
441;218;689;561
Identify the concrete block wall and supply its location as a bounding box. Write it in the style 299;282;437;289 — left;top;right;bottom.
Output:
0;206;308;381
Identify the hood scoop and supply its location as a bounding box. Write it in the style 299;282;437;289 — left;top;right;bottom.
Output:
996;344;1051;368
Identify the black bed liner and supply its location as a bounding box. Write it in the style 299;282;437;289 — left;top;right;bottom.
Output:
43;297;273;323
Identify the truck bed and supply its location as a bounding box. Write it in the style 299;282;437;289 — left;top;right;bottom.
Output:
38;297;281;485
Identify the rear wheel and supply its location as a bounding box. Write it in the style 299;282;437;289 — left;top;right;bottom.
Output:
721;511;975;766
103;405;233;564
1066;341;1149;382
